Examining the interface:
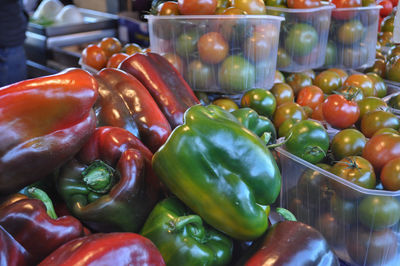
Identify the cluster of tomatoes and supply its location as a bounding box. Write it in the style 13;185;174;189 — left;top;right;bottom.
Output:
81;37;147;71
368;44;400;82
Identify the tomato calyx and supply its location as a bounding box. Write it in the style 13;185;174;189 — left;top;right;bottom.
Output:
334;157;362;171
332;85;361;102
304;146;327;160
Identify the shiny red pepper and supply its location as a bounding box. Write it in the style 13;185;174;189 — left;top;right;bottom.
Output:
38;233;166;266
0;68;98;195
0;225;32;266
120;52;200;128
95;68;171;152
0;193;84;264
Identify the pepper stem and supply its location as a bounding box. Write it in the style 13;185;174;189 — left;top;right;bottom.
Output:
82;160;115;194
171;215;205;242
27;187;58;219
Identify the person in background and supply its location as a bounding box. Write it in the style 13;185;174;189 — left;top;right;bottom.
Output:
0;0;28;86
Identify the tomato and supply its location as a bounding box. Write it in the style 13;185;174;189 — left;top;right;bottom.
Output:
106;53;129;68
357;96;387;121
231;0;266;14
390;0;398;6
360;110;400;138
221;7;247;14
314;70;342;94
324;41;337;66
241;88;276;118
273;102;306;128
265;0;286;6
359;196;400;230
330;195;356;225
331;129;366;160
278;118;300;138
346;228;398;266
284;23;318;57
244;31;271;63
341;46;369;69
362;0;376;6
331;156;376;189
99;37;122;58
287;0;321;8
337;85;364;102
311;102;324;121
274;70;285;84
372;127;399;137
82;44;107;71
387;44;400;61
197;32;228;64
178;0;217;14
322;94;360;129
276;48;291;69
296;85;324;110
286;72;313;95
271;83;294;106
212;98;239;112
380;15;395;32
337;20;365;45
386;57;400;82
218;55;255;92
378;0;393;17
123;43;142;55
163;53;185;75
362;133;400;173
187;60;215;90
301;69;316;81
285;120;329;164
388;94;400;109
344;74;375;97
158;1;180;15
332;0;361;8
327;68;348;84
331;0;361;20
366;72;387;98
364;59;387;81
175;30;199;57
380;158;400;190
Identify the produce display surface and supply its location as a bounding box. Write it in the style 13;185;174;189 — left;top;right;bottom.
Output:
2;0;400;265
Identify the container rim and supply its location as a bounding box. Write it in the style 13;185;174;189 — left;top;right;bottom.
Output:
144;14;284;21
266;2;334;12
333;5;383;11
275;146;400;196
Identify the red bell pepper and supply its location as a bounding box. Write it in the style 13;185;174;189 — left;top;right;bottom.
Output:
0;225;32;266
120;52;200;128
38;233;166;266
0;191;84;264
0;68;98;195
95;68;171;152
57;126;161;233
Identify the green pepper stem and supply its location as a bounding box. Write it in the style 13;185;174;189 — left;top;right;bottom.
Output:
82;160;115;194
27;187;58;219
276;207;297;222
172;215;205;242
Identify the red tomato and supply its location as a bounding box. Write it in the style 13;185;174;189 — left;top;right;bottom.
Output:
332;0;362;20
197;32;228;64
311;102;324;121
178;0;217;14
381;158;400;191
231;0;266;14
158;1;180;15
296;85;324;110
390;0;398;6
363;133;400;173
82;44;107;71
287;0;321;8
322;94;360;129
99;37;122;58
378;0;393;17
106;53;129;68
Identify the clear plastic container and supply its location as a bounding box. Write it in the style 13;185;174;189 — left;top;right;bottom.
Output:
276;146;400;266
323;5;381;69
265;3;334;72
146;15;284;94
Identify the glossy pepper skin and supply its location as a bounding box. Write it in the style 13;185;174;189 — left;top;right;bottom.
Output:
38;233;166;266
0;195;84;264
0;68;98;195
57;126;161;233
152;105;281;240
0;225;32;266
231;107;277;144
237;221;339;266
141;197;233;266
120;52;200;128
95;68;171;152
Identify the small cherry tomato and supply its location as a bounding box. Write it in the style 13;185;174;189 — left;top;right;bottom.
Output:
178;0;217;15
314;70;342;94
287;0;321;8
381;158;400;191
82;44;107;71
99;37;122;58
231;0;266;14
212;98;239;112
311;102;324;121
344;74;375;97
106;53;129;68
273;102;307;128
360;110;400;138
322;94;360;129
123;43;142;55
378;0;393;17
241;88;276;118
296;85;324;110
271;83;294;106
327;68;348;84
158;1;180;15
198;32;228;64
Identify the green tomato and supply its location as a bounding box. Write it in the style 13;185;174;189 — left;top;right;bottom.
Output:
381;15;394;33
324;41;337;67
357;96;387;121
337;20;365;45
314;70;342;94
389;94;400;109
366;72;387;98
386;57;400;82
277;47;291;69
358;196;400;230
187;60;215;91
218;55;255;92
284;23;318;57
286;120;329;164
331;129;366;161
241;89;277;118
175;30;199;57
278;118;299;138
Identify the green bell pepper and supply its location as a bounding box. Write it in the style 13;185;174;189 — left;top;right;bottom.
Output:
231;108;277;144
140;198;233;266
152;105;281;240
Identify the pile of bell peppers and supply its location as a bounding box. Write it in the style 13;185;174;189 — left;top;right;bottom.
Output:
0;52;339;265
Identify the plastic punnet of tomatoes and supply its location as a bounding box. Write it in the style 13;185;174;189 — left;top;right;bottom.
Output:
323;4;382;69
275;146;400;266
146;14;284;94
265;3;334;72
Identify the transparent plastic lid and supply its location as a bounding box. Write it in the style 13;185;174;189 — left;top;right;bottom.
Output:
145;14;284;21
